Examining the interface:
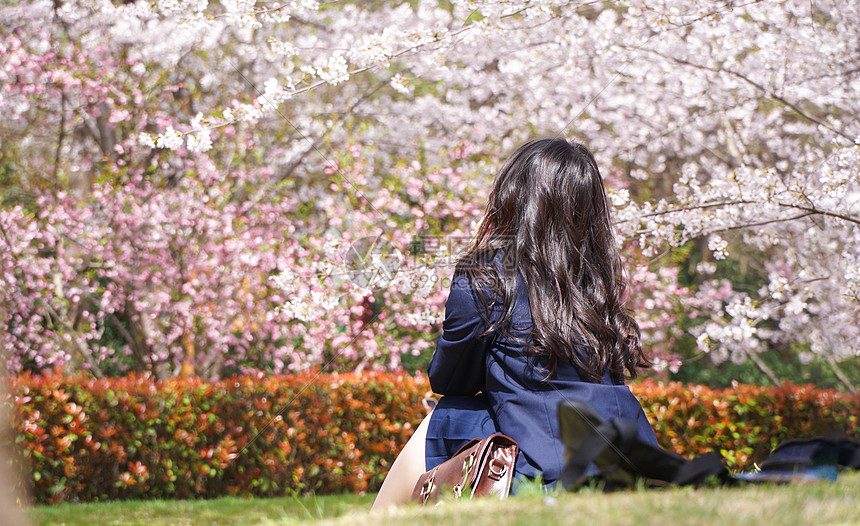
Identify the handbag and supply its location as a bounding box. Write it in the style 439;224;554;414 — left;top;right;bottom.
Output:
411;433;519;505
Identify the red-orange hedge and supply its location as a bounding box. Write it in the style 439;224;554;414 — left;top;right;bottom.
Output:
7;372;860;503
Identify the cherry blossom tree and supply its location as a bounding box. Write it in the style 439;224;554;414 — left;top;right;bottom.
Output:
1;0;857;386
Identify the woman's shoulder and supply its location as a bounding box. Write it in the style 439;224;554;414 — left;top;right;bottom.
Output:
451;250;505;292
447;270;502;323
448;248;532;333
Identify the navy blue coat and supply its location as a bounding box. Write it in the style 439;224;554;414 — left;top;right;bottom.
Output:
427;253;658;482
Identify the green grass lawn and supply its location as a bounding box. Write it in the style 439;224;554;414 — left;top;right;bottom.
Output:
30;472;860;526
28;493;375;526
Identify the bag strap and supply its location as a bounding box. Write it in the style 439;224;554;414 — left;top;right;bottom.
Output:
451;438;483;457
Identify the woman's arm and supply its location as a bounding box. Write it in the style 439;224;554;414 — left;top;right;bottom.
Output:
427;273;491;395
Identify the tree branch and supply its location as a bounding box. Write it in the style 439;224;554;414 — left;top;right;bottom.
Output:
745;351;781;386
705;212;815;234
618;200;754;224
632;47;855;142
825;356;857;393
42;302;105;379
621;200;860;235
777;202;860;226
52;91;67;191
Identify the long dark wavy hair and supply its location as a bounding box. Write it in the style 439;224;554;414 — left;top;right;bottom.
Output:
454;137;649;382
